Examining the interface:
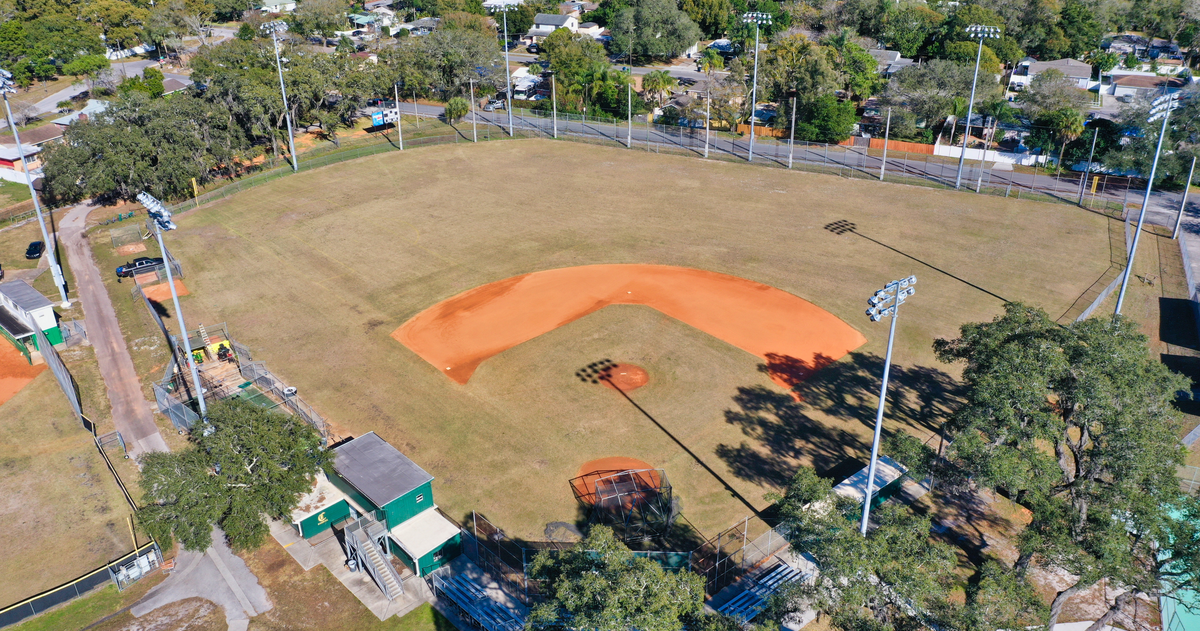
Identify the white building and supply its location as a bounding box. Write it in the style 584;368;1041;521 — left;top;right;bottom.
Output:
524;13;578;43
1009;58;1095;90
258;1;297;14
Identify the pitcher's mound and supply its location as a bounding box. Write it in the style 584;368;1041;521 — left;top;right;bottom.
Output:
601;364;648;392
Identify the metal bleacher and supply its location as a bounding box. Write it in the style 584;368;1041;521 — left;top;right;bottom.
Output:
430;571;524;631
716;562;807;622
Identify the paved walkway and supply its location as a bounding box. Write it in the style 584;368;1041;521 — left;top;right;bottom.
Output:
60;202;168;457
132;528;272;630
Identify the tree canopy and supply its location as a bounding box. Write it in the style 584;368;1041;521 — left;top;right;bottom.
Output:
527;526;705;631
935;303;1196;627
608;0;703;60
138;399;328;551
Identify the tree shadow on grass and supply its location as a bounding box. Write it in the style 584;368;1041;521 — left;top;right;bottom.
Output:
717;352;962;488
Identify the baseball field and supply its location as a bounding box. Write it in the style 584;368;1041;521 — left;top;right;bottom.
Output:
161;139;1112;541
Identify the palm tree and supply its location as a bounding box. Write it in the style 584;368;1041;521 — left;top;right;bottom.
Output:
698;48;724;78
642;70;678;109
1046;108;1085;178
976;99;1017;157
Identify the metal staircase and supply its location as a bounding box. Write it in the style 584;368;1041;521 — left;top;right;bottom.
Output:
345;515;404;600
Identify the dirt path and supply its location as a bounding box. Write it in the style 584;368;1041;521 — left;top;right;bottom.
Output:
60;202;169;457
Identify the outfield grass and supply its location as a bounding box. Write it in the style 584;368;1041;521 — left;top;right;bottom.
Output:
0;368;137;606
151;139;1109;541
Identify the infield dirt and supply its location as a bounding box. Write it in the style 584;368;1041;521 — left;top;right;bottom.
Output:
159;139;1111;540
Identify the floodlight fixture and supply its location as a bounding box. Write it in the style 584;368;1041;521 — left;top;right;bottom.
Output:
139;191;207;419
0;64;70;307
859;275;917;535
965;24;1001;38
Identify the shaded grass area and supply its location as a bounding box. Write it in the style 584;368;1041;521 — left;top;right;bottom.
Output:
157;140;1111;541
244;544;454;631
0;370;137;606
0;178;33;208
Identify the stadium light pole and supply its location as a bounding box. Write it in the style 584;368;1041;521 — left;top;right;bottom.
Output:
954;24;1000;189
1173;155;1196;240
0;67;70;308
861;275;916;536
1077;125;1098;206
1116;93;1180;317
137;192;207;419
550;71;557;139
262;21;298;172
742;12;772;163
704;87;711;158
489;1;516;136
626;26;635;149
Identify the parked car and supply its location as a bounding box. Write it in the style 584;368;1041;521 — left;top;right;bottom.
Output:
368;98;397;108
526;43;540;54
115;257;164;278
25;241;44;259
352;30;366;37
483;99;505;111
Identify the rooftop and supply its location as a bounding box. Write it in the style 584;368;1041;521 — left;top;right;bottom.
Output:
0;124;63;146
1028;58;1093;79
534;13;572;26
332;432;433;508
51;99;109;127
0;279;53;312
1113;75;1188;89
389;508;460;559
0;144;39;161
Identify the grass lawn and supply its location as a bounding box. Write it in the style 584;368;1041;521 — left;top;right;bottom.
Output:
0;368;138;606
152;139;1111;542
0;179;33;209
244;544;455;631
4;573;170;631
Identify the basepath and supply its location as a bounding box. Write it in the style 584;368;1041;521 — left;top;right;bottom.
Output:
60;202;169;457
395;264;865;384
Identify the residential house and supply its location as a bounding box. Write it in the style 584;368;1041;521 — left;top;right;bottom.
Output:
523;14;578;43
51;99;109;129
364;0;393;9
558;1;596;15
257;1;296;14
162;77;189;96
482;0;523;8
1008;58;1094;90
576;22;604;40
0;124;63;148
1110;74;1189;101
867;49;914;77
0;144;39;184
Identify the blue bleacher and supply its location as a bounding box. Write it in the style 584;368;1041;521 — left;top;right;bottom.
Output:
716;562;807;622
431;571;525;631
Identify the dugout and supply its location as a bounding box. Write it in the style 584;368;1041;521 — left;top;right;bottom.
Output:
833;455;909;510
293;432;462;577
0;280;62;362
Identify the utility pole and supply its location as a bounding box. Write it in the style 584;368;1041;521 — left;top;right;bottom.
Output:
1173;155;1196;240
489;1;517;136
704;89;711;158
787;93;797;168
393;83;404;149
468;78;478;142
551;72;557;139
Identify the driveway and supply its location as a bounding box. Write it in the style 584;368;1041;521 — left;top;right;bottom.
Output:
60;202;169;457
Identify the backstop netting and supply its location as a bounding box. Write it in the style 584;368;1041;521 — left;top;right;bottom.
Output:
571;468;676;542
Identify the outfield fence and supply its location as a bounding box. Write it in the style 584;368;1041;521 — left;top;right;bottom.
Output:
155;105;1145;220
0;543;162;629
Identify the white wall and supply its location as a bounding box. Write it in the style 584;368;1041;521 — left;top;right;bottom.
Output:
934;144;1048;166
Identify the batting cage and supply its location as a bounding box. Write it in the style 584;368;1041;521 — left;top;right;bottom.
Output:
570;468;677;542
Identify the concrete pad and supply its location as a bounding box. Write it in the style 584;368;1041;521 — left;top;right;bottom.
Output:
132;529;272;626
270;519;323;571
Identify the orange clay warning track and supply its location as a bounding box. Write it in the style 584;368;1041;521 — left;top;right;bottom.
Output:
394;264;866;384
0;341;45;406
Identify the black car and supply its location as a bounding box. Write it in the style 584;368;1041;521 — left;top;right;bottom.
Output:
115;257;164;278
25;241;44;259
526;43;540;54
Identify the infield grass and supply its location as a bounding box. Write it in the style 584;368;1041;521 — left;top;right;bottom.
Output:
154;139;1111;541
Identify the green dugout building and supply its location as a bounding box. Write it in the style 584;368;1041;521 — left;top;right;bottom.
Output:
290;432;461;577
0;280;63;362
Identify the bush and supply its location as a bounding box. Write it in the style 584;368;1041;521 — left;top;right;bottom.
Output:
444;96;469;122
